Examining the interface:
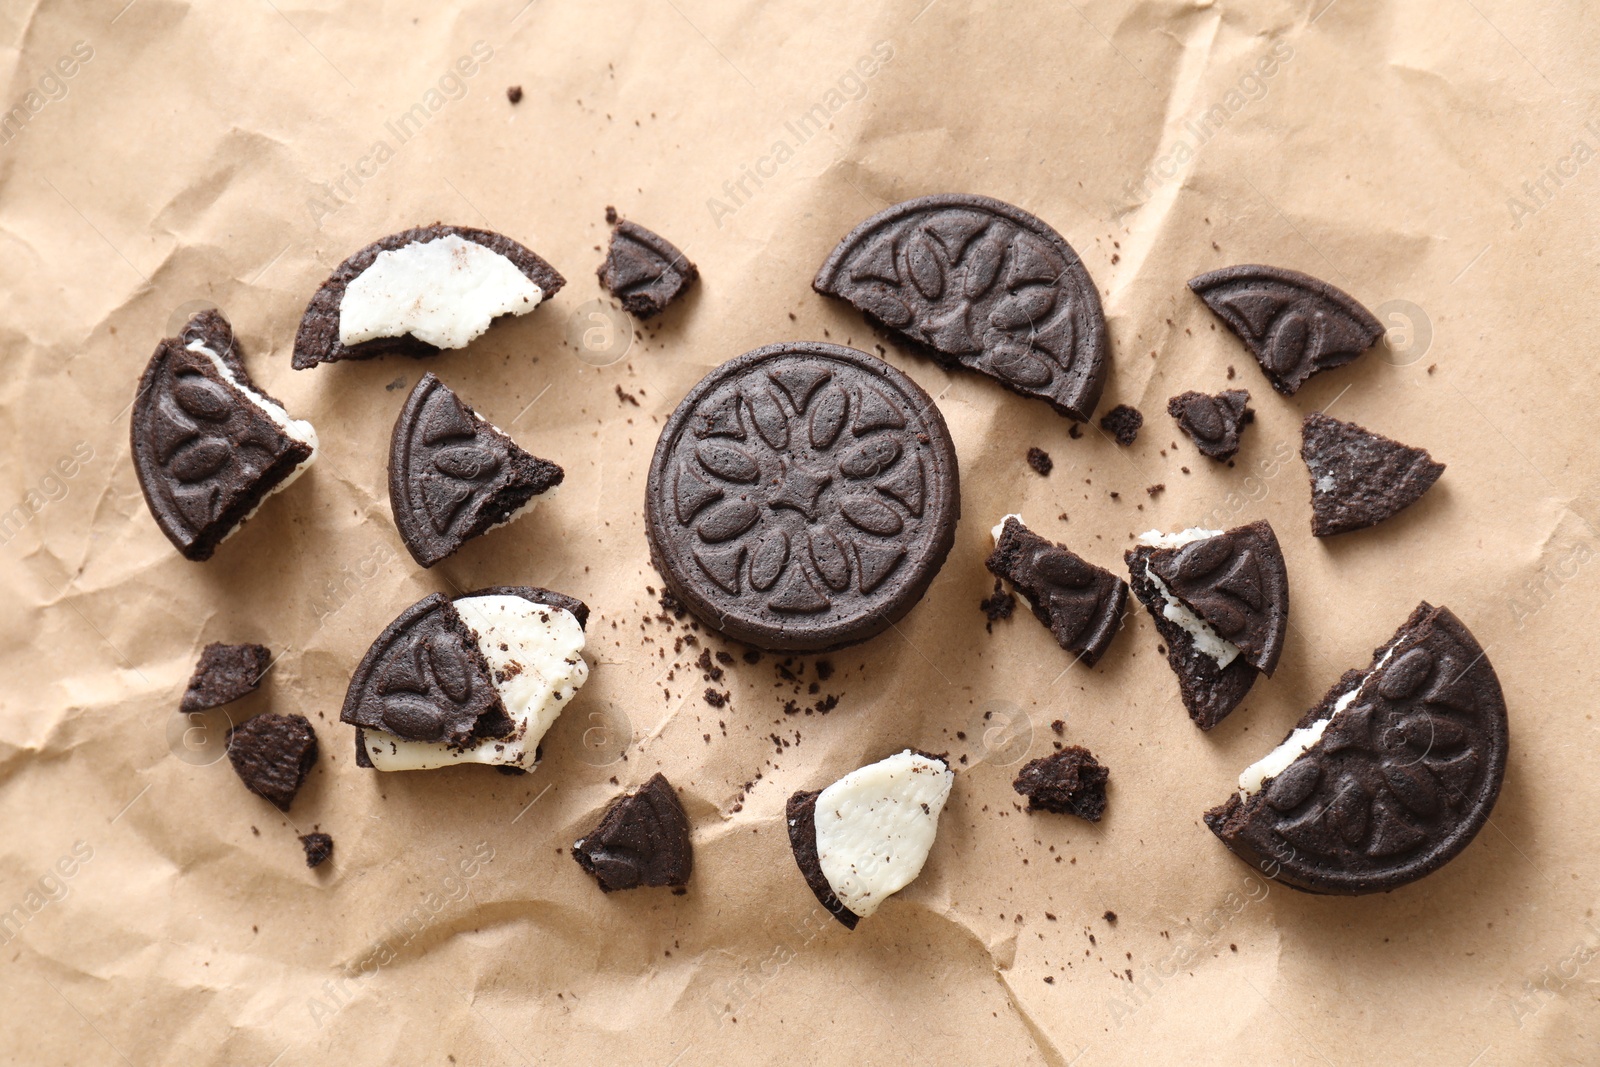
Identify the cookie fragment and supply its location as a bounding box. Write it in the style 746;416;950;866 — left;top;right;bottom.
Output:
597;217;699;319
227;713;318;812
1189;265;1382;396
1301;412;1444;536
292;224;564;368
572;773;693;892
389;372;564;567
1025;447;1053;476
299;832;334;868
131;311;319;561
1167;389;1253;461
1013;746;1109;821
1099;404;1143;446
787;750;953;928
814;194;1108;421
181;642;271;712
986;515;1127;666
1205;603;1508;894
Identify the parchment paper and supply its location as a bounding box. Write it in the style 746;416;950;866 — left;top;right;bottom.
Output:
2;1;1597;1063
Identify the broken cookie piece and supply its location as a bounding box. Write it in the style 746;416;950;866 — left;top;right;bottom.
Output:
1301;412;1444;537
572;773;693;892
181;642;271;712
986;515;1127;666
299;832;334;869
292;224;564;368
344;586;589;773
132;310;319;561
597;216;698;319
227;713;318;812
389;373;564;567
786;749;953;929
1099;403;1143;446
1013;746;1109;821
1204;603;1507;894
1125;521;1289;729
1168;389;1253;461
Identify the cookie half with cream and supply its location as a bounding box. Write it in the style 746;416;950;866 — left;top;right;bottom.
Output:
132;310;318;561
292;224;564;369
343;586;588;772
785;749;953;929
1125;521;1289;729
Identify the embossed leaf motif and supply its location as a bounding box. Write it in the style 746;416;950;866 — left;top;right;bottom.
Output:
1265;759;1321;812
381;695;446;740
905;229;946;301
1266;309;1312;373
989;286;1057;331
809;528;852;590
838;438;901;479
840;494;903;537
426;632;474;704
173;377;234;421
697;441;760;483
988;340;1052;387
749;529;789;591
962;231;1006;299
1378;648;1433;700
169;439;232;482
432;445;500;481
1034;548;1096;589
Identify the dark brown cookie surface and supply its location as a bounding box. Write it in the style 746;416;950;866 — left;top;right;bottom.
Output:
1126;543;1259;729
292;224;565;369
597;217;698;319
813;194;1107;421
1168;389;1253;461
572;773;693;892
1013;746;1109;821
1205;603;1508;895
181;642;271;712
299;832;334;868
784;788;859;929
1145;520;1288;676
227;713;318;812
644;342;960;653
1098;403;1143;446
132;311;315;562
986;517;1127;667
1189;265;1382;396
1301;412;1445;536
389;373;564;567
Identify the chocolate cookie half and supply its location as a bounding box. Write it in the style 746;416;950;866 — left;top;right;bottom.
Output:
343;586;589;772
1168;389;1253;461
645;342;960;652
1188;265;1382;396
1125;521;1289;729
986;515;1126;667
814;194;1107;421
572;773;693;892
132;311;318;561
786;750;953;929
1205;603;1508;894
597;216;698;319
292;224;564;369
181;642;271;712
389;373;564;567
1301;412;1444;537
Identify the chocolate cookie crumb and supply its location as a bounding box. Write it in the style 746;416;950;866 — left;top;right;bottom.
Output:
1146;484;1164;497
1103;910;1118;924
181;642;271;713
506;85;523;104
1099;405;1143;446
1026;447;1053;476
1012;745;1108;821
979;578;1015;632
299;832;333;868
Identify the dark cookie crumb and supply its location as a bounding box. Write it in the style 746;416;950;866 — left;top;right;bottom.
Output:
507;85;523;104
1026;447;1053;476
1099;405;1143;446
299;833;333;869
1103;910;1117;924
1146;483;1164;496
605;205;618;225
979;578;1016;632
1013;746;1109;821
703;689;727;708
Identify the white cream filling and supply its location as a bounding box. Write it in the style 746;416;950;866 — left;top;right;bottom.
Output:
990;513;1025;542
1236;643;1398;795
1136;528;1239;669
338;234;543;350
363;596;588;771
187;341;319;542
812;750;953;918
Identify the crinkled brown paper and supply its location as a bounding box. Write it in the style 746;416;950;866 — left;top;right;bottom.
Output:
1;1;1596;1063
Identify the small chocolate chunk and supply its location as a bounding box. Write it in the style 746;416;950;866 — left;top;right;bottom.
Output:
979;578;1015;632
181;642;271;712
1013;746;1109;821
227;714;318;813
573;773;693;892
506;85;523;104
1026;447;1053;476
597;217;698;319
1167;389;1253;461
299;832;334;868
1099;404;1143;446
1301;412;1444;536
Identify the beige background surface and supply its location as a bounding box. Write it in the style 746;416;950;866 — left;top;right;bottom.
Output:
1;0;1597;1063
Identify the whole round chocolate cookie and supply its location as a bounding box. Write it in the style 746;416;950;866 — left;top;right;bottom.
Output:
645;342;960;652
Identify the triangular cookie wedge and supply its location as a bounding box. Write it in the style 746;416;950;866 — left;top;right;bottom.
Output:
1301;412;1445;536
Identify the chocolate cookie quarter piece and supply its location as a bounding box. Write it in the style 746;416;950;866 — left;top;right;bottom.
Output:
132;311;319;561
1013;746;1109;821
986;515;1126;667
181;642;271;712
1168;389;1253;461
813;194;1108;421
1301;412;1445;537
227;713;318;812
597;216;698;319
343;586;589;772
1125;521;1289;729
786;750;953;929
292;224;564;369
572;773;693;892
389;373;564;567
645;342;960;653
1205;603;1507;894
1189;265;1383;396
